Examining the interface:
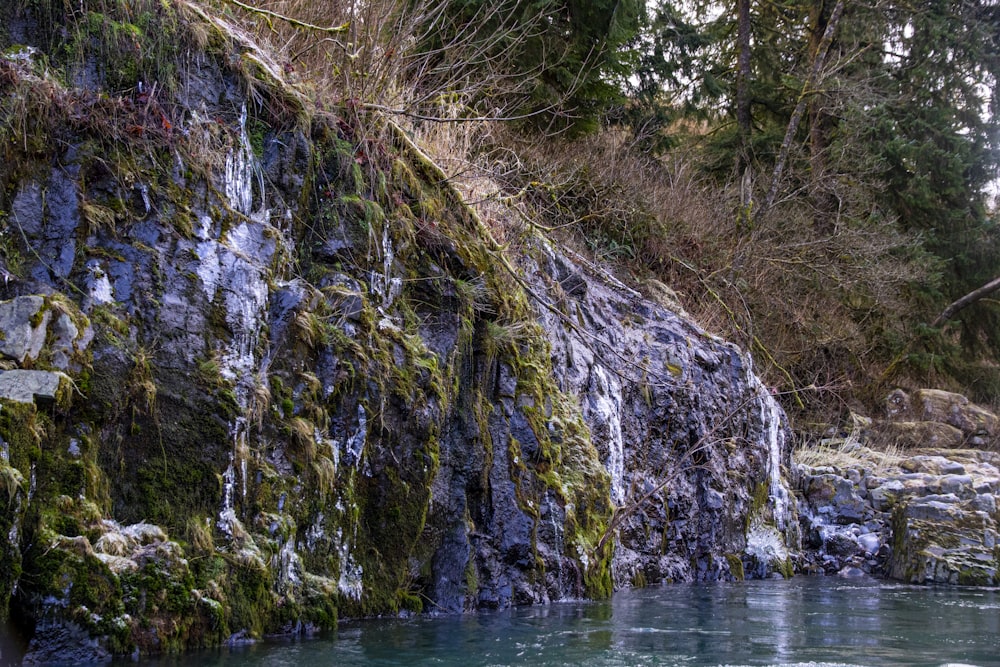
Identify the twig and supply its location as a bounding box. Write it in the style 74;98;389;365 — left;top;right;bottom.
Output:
363;102;564;124
225;0;349;34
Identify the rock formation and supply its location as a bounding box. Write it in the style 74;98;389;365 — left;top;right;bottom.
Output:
795;391;1000;585
0;1;795;660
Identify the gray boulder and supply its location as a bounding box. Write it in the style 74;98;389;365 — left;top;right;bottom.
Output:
0;369;71;405
796;445;1000;585
0;296;48;364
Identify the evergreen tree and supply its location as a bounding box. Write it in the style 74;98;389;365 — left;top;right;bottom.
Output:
629;0;1000;398
409;0;642;134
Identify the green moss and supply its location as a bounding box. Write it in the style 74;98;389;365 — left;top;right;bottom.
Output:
746;481;770;532
224;558;273;638
247;117;268;160
957;567;994;586
59;2;182;94
0;447;28;620
396;589;423;613
0;400;43;469
725;553;746;581
463;553;479;598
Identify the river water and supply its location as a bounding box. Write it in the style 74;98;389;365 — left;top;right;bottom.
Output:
4;577;999;666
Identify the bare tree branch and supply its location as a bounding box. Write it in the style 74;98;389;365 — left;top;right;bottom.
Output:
225;0;349;33
932;275;1000;327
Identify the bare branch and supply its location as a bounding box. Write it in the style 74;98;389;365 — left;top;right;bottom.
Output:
932;275;1000;327
225;0;349;34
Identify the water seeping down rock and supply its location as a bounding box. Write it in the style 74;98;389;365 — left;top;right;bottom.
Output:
0;1;796;661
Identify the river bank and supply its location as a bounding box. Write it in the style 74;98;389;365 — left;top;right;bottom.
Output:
793;389;1000;585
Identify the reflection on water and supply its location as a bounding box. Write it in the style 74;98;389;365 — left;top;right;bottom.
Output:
4;577;999;666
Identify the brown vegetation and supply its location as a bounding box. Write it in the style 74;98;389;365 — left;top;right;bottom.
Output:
212;0;989;423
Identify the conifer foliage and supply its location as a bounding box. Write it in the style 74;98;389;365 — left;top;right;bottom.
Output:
410;0;643;134
620;0;1000;406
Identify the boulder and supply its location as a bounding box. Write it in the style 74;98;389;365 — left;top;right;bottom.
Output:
796;445;1000;586
801;473;867;524
911;389;999;438
884;388;1000;447
873;420;965;449
889;499;999;585
0;296;93;372
0;296;49;364
0;369;71;405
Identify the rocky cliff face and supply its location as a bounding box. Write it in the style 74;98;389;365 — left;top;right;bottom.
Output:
0;1;793;661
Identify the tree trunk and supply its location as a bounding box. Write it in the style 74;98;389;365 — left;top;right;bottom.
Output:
932;276;1000;327
735;0;752;167
756;0;844;224
807;0;838;235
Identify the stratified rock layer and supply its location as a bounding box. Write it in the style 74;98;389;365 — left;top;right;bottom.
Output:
796;448;1000;584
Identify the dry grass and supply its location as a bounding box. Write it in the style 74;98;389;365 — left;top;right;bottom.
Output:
488;127;936;419
793;433;904;476
218;0;549;120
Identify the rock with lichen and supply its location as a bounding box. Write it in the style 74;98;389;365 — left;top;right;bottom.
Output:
796;447;1000;584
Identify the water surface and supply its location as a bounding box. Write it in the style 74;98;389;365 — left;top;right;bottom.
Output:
8;577;1000;666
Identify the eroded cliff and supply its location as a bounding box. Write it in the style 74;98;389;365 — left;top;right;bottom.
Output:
0;2;794;661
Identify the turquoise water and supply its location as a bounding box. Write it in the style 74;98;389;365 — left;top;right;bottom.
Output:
7;577;1000;666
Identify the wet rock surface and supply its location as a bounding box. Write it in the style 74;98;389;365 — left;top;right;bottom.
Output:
3;2;997;663
796;390;1000;583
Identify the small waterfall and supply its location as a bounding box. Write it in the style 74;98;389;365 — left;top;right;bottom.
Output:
546;493;566;598
1;437;24;548
214;227;270;533
335;527;364;601
195;215;221;300
305;513;325;551
212;107;272;540
748;359;792;531
217;455;237;536
137;182;151;215
341;404;368;467
276;538;303;591
587;365;626;505
224;104;264;217
745;518;789;574
218;223;270;405
370;225;402;313
240;445;248;501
